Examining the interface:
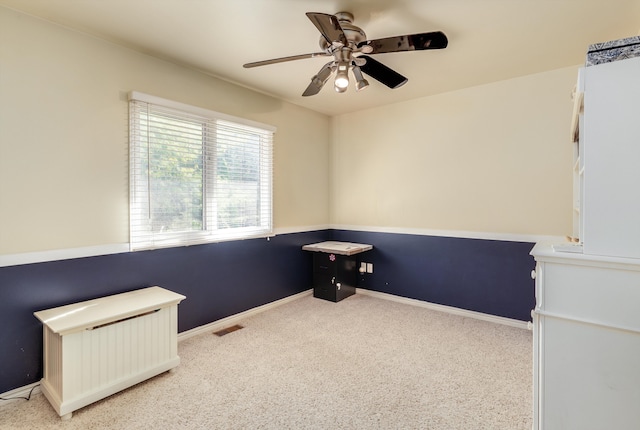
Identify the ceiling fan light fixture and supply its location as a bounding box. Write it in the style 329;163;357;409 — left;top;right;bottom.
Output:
334;62;350;91
334;74;349;91
352;66;369;91
355;79;369;91
334;84;348;93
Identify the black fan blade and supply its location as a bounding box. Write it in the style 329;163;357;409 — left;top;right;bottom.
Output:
358;55;407;89
358;31;448;54
243;52;329;68
306;12;347;46
302;61;334;96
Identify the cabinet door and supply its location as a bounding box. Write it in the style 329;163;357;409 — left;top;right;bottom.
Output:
313;253;337;301
541;317;640;430
313;253;336;286
583;56;640;258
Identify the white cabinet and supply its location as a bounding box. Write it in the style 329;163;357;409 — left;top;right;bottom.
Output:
531;244;640;430
533;52;640;429
580;56;640;259
34;287;186;419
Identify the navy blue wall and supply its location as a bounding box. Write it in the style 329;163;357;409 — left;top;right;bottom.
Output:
330;230;536;322
0;230;328;394
0;229;536;395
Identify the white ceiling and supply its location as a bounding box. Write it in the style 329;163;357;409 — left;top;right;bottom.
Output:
2;0;639;116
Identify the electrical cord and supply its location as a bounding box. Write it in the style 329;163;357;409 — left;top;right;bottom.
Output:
0;384;39;401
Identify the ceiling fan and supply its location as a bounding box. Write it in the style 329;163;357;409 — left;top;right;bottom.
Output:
243;11;448;96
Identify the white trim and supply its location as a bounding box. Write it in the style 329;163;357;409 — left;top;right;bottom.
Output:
0;381;41;405
331;224;563;244
4;288;527;403
531;242;640;271
0;226;327;267
356;288;531;330
0;226;556;268
128;91;277;132
2;292;312;408
273;225;330;235
177;289;313;342
0;244;129;268
0;229;316;267
534;308;640;335
176;287;530;341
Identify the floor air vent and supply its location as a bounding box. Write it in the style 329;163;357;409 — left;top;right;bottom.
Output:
214;324;244;336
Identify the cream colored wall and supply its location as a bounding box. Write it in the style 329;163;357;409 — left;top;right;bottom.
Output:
0;8;329;255
330;66;577;237
0;6;580;255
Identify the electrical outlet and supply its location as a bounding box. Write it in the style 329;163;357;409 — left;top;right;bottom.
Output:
359;262;367;274
366;263;373;274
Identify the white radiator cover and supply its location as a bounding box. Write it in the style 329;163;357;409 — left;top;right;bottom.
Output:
34;286;186;419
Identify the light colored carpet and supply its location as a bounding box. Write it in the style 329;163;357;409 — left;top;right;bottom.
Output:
0;293;532;429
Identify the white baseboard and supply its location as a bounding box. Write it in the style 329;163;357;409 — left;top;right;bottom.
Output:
177;287;530;343
3;288;528;404
0;381;41;405
356;288;532;330
1;291;313;404
177;289;313;342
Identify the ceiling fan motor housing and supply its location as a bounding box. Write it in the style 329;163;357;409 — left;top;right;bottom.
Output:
318;11;367;51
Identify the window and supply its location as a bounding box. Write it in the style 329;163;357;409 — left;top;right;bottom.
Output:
129;92;274;251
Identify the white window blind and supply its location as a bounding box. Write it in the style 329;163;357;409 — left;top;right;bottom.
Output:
129;92;274;251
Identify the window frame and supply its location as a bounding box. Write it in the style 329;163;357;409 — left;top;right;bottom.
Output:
128;91;275;251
